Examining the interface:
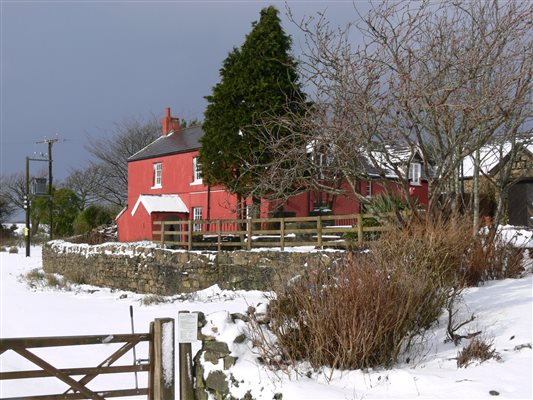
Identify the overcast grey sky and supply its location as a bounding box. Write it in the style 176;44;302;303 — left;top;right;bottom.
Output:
1;0;368;181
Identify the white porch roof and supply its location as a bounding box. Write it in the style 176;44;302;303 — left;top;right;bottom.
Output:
131;194;189;216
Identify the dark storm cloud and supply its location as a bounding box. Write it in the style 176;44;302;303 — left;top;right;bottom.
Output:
1;1;366;180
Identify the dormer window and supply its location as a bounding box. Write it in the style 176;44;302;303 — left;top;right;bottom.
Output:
192;157;202;184
153;162;162;188
409;162;421;185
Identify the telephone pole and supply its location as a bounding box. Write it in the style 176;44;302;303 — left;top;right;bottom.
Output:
36;137;59;240
25;157;30;257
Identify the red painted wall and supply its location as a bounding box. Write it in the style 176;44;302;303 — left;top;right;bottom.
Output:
117;147;430;242
116;203;151;242
408;182;429;206
117;149;248;241
279;178;428;217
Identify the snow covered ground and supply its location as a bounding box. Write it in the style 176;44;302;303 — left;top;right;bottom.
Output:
1;246;532;399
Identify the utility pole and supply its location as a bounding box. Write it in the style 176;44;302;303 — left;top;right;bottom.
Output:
24;155;48;258
24;137;60;256
25;157;31;257
36;137;59;240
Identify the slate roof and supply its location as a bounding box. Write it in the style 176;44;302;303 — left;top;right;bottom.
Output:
128;125;431;181
128;125;204;162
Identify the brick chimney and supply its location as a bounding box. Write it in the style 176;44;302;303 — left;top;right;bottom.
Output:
161;107;181;136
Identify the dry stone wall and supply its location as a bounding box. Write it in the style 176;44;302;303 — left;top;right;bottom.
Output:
42;241;346;295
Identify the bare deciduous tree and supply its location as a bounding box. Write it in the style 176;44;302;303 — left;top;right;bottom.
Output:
85;116;161;207
0;171;47;211
1;171;47;230
0;174;21;224
0;173;26;213
243;0;532;222
64;165;109;209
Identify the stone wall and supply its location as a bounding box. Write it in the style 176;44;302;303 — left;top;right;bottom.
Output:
42;241;346;295
193;310;274;400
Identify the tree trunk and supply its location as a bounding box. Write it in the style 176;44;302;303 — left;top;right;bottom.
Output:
236;193;244;245
472;149;480;236
451;162;460;216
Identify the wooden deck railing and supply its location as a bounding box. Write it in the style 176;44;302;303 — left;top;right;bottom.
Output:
0;318;174;400
153;213;397;251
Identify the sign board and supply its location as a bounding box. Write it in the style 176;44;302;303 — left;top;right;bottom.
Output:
178;312;198;343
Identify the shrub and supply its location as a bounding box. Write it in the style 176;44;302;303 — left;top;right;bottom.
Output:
251;216;522;372
8;246;18;254
64;269;87;285
365;193;411;215
264;257;447;370
252;220;490;369
457;337;501;368
140;295;168;306
462;230;524;286
69;227;117;245
20;268;71;290
258;218;475;371
23;268;45;282
0;246;7;252
45;273;64;288
0;224;16;244
73;205;114;235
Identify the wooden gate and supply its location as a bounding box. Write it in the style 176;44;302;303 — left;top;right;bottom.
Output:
0;318;174;400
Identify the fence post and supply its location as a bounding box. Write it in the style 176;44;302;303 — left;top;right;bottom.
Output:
357;214;364;245
148;321;155;400
178;311;195;400
152;318;175;400
160;222;165;247
317;216;323;249
280;218;285;251
187;220;193;251
247;218;252;250
217;220;222;252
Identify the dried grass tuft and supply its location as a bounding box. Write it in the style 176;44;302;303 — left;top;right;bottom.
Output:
457;337;501;368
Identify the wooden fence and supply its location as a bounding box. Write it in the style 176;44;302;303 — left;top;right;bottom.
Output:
0;318;174;400
153;213;397;251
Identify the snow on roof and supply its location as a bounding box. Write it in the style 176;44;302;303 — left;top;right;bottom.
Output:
367;146;426;179
306;141;423;179
462;142;533;178
131;194;189;216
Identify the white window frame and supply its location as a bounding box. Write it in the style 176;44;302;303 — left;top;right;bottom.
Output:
152;162;162;188
409;162;422;185
366;180;372;198
192;157;202;184
193;207;202;232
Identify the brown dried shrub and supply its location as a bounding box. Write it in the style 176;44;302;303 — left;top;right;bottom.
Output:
251;217;523;372
457;337;501;368
259;218;475;371
462;231;524;286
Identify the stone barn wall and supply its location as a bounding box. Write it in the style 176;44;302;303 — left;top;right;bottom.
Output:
42;241;347;295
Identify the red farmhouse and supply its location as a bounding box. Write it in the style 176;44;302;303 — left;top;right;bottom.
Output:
116;108;428;242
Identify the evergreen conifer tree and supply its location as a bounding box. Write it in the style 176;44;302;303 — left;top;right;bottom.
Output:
200;6;305;215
